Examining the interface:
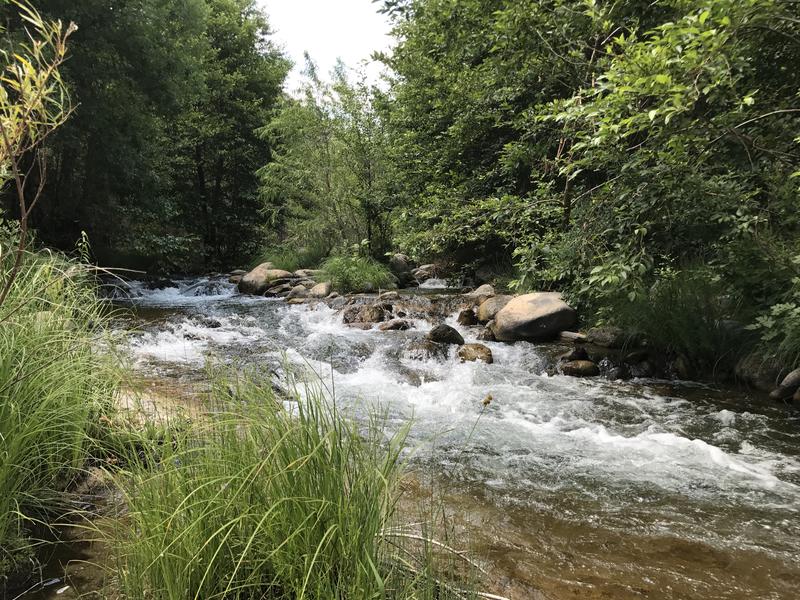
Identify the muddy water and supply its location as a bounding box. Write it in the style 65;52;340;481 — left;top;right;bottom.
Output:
29;277;800;599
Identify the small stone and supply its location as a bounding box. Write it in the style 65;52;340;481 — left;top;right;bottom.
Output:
427;323;465;345
561;360;600;377
458;343;493;364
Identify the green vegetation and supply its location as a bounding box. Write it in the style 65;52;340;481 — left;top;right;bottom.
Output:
0;242;119;583
110;376;476;600
321;255;394;294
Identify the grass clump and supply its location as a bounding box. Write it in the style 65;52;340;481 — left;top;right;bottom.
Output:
110;374;479;599
0;244;118;587
321;255;394;293
254;241;330;273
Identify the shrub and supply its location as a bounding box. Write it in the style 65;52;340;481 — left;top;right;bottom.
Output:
321;255;394;293
110;375;477;599
748;277;800;370
254;240;331;273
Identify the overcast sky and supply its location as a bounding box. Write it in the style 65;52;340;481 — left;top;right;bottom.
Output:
259;0;394;91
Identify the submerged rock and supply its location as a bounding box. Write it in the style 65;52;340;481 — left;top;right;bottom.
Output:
562;360;600;377
492;292;577;342
427;323;465;345
403;339;449;361
458;343;493;364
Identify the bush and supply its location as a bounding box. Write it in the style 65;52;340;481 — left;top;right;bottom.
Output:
321;255;394;293
601;268;751;376
254;240;331;273
110;374;477;599
0;244;117;586
749;277;800;370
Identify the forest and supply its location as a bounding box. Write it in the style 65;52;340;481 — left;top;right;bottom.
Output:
1;0;799;598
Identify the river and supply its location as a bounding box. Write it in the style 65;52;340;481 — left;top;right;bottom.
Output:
30;276;800;599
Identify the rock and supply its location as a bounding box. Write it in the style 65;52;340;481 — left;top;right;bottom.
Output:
560;331;588;343
327;292;340;299
228;274;242;284
229;269;247;276
265;283;293;297
477;325;496;342
294;269;320;279
404;339;448;361
379;319;412;331
458;343;493;364
794;388;800;403
477;295;513;323
412;264;437;281
466;284;495;302
287;284;309;299
389;253;413;275
560;347;589;362
344;303;386;324
238;263;294;295
287;298;307;305
493;292;577;342
629;361;655;378
348;322;373;330
562;360;600;377
457;308;478;326
586;326;628;349
328;296;347;310
770;368;800;400
309;282;332;298
735;351;784;392
379;291;400;300
427;324;465;345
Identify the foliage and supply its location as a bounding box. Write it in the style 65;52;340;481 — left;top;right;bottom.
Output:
0;239;118;585
748;276;800;370
321;254;394;294
110;374;477;599
1;0;288;272
254;241;330;273
381;0;800;370
258;58;393;261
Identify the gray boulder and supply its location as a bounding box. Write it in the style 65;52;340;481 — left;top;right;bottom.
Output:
238;263;294;295
477;295;513;323
492;292;577;342
403;339;448;361
427;324;465;345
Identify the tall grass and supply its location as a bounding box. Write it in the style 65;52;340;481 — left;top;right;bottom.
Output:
110;374;479;599
254;241;331;273
0;245;117;585
321;255;394;293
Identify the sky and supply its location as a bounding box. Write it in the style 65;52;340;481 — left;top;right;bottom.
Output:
258;0;394;92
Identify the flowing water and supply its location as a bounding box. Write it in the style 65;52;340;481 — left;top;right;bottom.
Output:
31;277;800;599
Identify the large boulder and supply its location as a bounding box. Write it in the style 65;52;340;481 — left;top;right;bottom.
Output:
769;368;800;400
735;351;784;392
427;324;465;345
458;343;493;364
477;295;513;323
309;282;332;298
492;292;577;342
238;263;294;295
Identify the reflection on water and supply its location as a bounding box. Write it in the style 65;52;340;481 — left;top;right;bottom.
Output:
34;277;798;599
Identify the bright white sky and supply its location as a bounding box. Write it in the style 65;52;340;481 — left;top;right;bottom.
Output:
258;0;394;92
